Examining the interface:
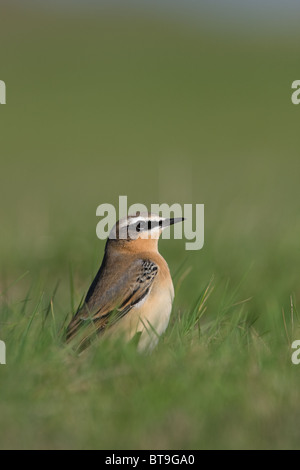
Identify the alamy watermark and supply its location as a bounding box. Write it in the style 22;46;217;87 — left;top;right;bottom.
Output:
291;80;300;105
96;196;204;251
0;340;6;365
291;340;300;365
0;80;6;104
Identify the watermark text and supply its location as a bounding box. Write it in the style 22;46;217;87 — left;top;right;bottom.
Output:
0;340;6;365
96;196;204;251
291;340;300;365
0;80;6;104
291;80;300;105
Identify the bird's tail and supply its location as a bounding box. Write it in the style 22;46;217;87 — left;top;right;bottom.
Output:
65;315;82;343
65;309;99;351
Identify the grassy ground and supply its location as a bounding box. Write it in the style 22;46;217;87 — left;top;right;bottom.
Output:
0;4;300;449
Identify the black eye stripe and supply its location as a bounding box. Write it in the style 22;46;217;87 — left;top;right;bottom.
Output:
151;221;161;229
136;221;146;232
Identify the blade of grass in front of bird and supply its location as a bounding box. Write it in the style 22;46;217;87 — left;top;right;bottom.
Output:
43;281;60;325
181;277;214;337
17;293;44;360
69;263;75;314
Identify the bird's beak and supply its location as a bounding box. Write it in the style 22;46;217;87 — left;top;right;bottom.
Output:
163;217;185;228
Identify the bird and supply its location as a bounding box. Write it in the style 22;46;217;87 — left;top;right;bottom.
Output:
65;212;184;352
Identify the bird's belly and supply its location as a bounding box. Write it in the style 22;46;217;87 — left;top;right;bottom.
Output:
135;285;174;351
111;281;174;352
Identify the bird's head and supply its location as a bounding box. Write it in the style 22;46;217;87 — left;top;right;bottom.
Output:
107;212;184;251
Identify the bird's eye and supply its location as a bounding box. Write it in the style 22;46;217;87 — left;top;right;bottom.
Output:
147;221;152;230
136;221;147;232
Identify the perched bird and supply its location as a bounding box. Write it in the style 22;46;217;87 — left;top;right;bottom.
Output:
66;212;184;352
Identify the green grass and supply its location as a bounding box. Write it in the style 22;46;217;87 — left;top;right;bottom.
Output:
1;3;300;449
1;274;299;449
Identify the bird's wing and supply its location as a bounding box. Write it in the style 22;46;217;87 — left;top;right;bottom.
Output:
66;258;158;347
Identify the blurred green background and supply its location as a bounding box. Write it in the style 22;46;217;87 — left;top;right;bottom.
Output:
0;1;300;450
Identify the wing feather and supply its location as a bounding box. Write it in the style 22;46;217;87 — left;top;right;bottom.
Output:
66;258;158;349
